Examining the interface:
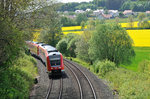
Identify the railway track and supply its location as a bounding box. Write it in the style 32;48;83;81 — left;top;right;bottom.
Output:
65;64;83;99
45;77;63;99
64;59;97;99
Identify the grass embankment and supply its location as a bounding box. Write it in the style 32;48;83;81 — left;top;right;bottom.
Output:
67;47;150;99
0;53;38;99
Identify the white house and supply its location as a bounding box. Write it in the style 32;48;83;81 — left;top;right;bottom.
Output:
86;8;91;12
75;10;85;14
108;10;119;17
93;9;104;16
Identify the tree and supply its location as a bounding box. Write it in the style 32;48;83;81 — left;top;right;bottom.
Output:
75;34;91;62
138;13;146;27
76;13;88;25
75;20;94;62
61;16;76;26
80;21;86;30
120;0;131;11
115;17;120;24
89;24;135;64
138;20;150;28
67;38;77;57
138;13;146;22
0;0;32;65
37;4;63;46
105;0;125;10
128;15;134;28
56;39;68;55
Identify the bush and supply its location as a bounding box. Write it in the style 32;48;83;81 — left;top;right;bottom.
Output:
0;53;37;99
94;60;116;76
138;60;150;74
138;21;150;28
56;39;68;55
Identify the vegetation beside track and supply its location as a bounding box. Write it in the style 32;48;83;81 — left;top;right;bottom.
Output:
66;47;150;99
0;53;38;99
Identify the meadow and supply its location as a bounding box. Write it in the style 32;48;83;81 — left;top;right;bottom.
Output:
121;47;150;71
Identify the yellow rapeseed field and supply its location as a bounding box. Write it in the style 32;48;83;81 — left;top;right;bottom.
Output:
120;22;139;28
127;29;150;47
63;31;84;35
62;26;150;47
62;26;82;31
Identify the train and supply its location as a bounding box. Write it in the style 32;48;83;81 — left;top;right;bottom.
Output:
25;41;64;76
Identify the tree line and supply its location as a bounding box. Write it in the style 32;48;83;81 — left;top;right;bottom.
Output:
58;0;150;11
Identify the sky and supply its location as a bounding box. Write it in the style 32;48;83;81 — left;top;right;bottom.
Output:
60;0;93;3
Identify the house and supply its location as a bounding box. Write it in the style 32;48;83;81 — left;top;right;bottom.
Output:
75;10;85;14
93;9;104;16
123;10;133;17
86;8;91;12
97;13;112;20
146;11;150;14
108;10;119;17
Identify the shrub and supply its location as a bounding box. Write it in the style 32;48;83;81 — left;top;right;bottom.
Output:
95;60;116;76
56;39;68;55
138;20;150;28
138;60;150;74
0;53;37;99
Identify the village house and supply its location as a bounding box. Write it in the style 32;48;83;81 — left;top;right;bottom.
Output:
146;11;150;14
108;10;119;17
97;13;112;20
75;10;85;14
86;8;91;12
123;10;133;17
93;9;104;16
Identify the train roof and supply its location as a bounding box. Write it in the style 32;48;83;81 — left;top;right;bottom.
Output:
48;51;61;56
43;45;57;51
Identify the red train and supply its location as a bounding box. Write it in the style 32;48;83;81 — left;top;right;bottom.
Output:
26;41;64;76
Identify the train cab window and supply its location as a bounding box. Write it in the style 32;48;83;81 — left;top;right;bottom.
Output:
48;50;58;53
49;55;61;67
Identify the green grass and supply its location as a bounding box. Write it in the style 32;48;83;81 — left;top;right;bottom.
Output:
120;47;150;71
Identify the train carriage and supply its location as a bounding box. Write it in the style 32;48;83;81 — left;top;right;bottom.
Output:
26;41;64;76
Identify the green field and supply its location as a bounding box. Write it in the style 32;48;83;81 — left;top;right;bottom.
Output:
120;47;150;71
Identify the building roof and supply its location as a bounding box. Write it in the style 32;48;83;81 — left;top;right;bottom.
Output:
146;11;150;14
123;10;133;15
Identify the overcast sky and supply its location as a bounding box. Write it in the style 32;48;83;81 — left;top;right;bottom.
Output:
60;0;93;3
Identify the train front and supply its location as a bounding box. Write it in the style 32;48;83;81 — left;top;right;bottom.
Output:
47;52;64;76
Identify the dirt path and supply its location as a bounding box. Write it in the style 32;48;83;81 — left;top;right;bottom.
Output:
29;58;114;99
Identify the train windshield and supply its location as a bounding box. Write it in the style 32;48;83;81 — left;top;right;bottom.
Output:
48;50;58;53
49;55;61;67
